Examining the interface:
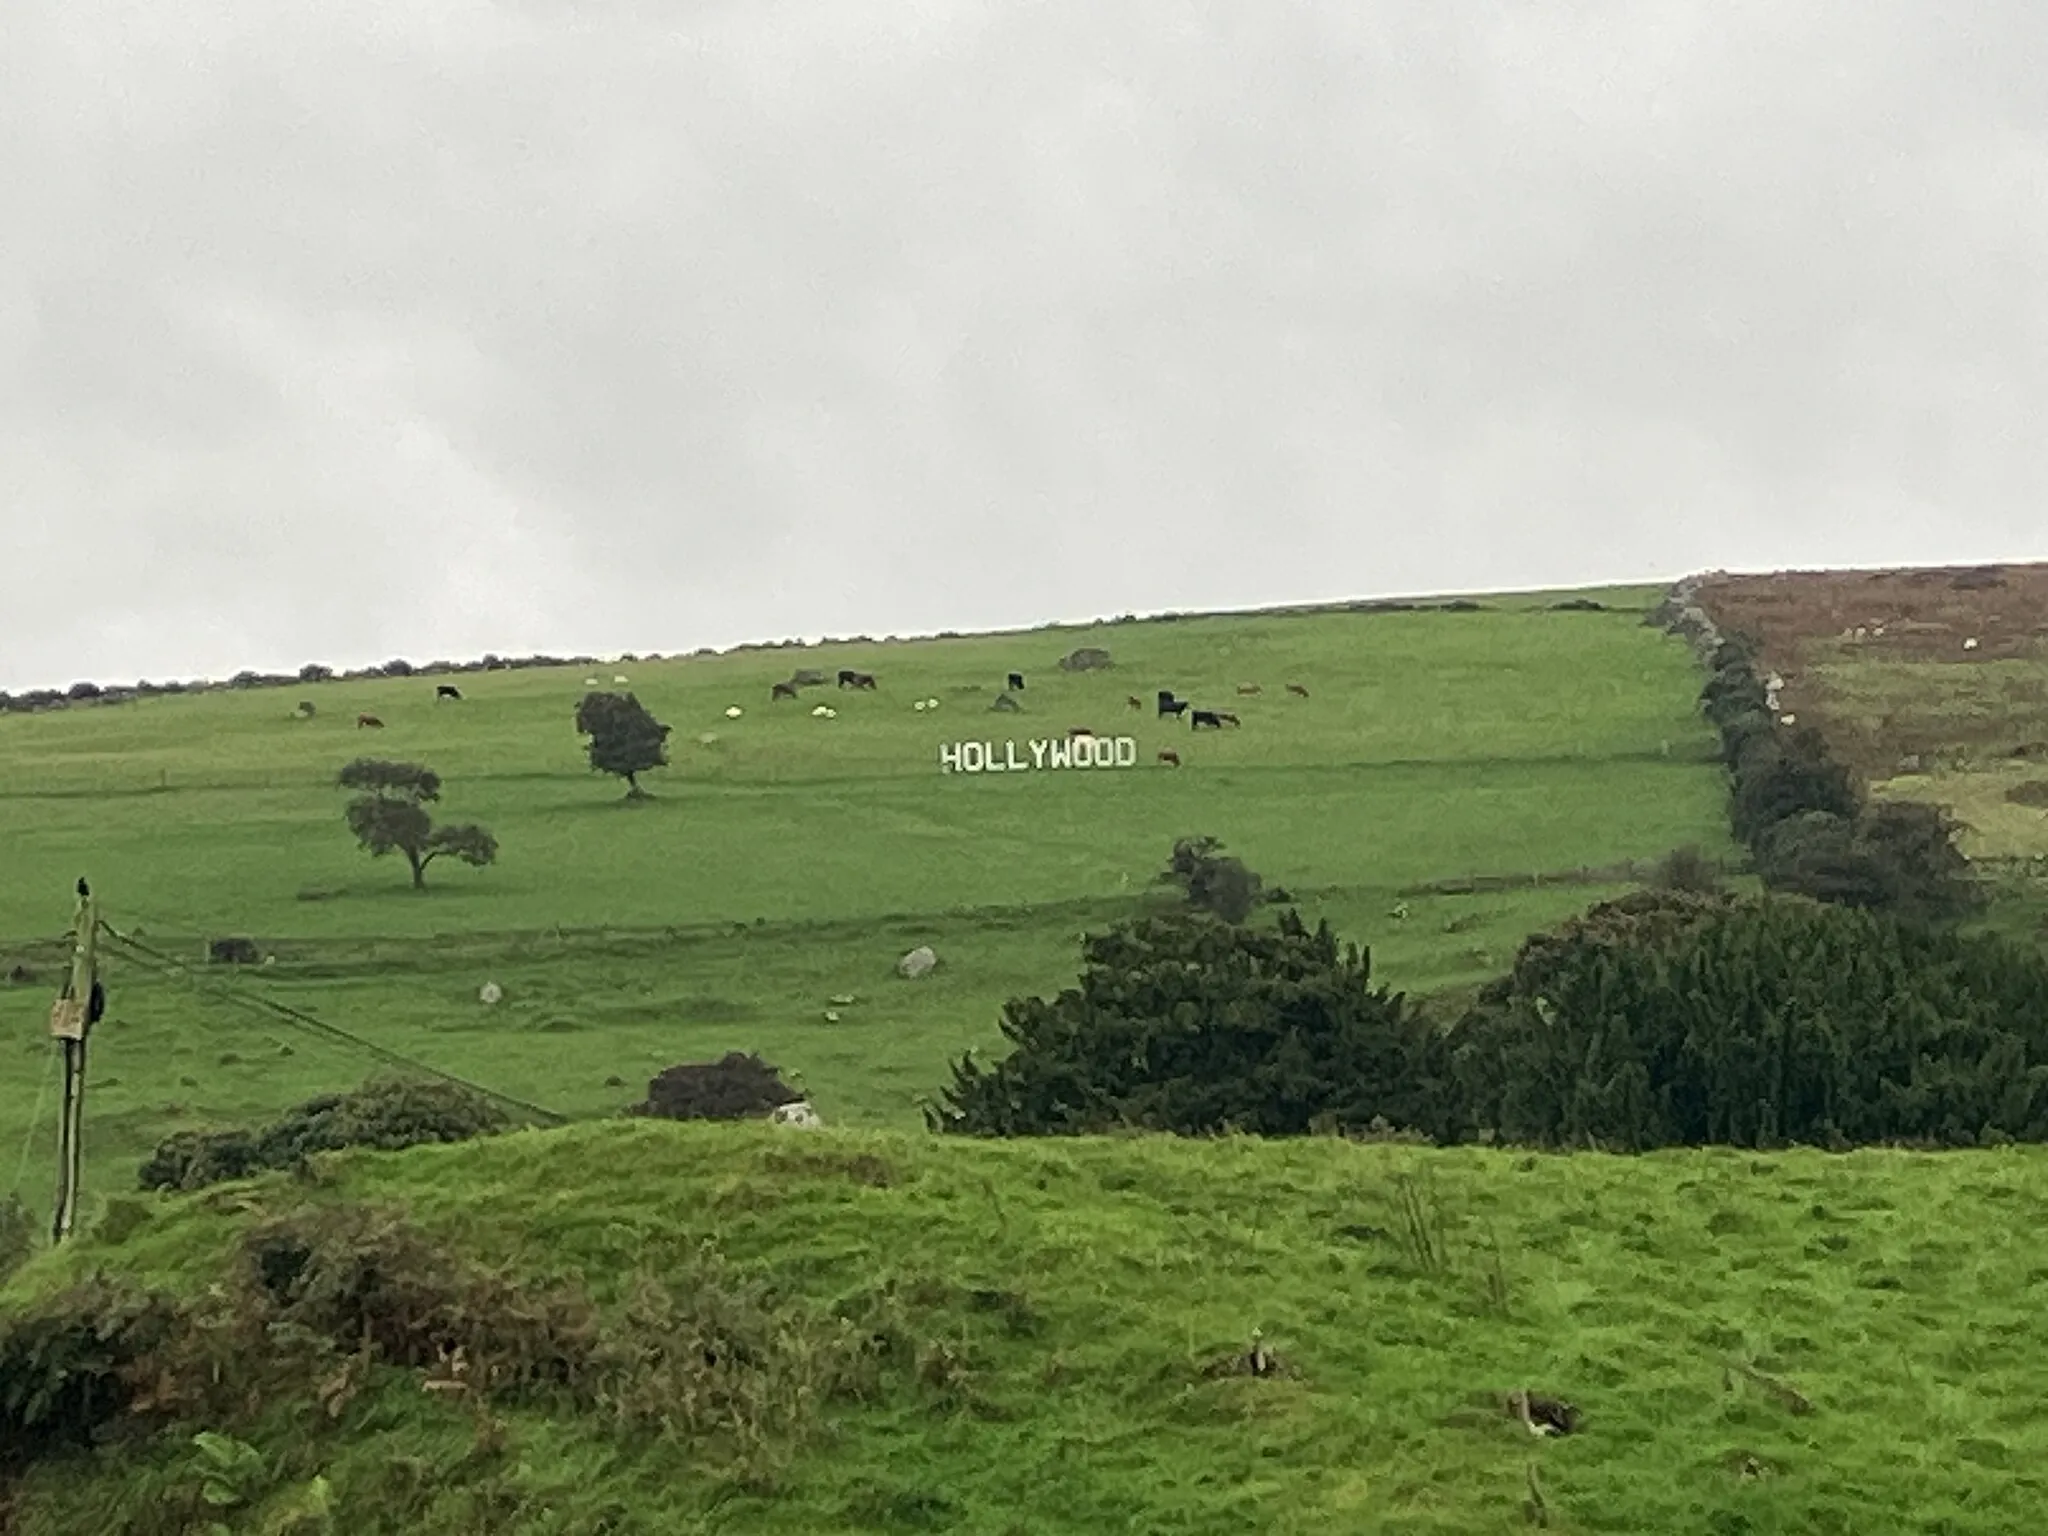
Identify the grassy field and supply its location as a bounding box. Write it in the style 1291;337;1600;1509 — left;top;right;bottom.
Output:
10;1121;2048;1534
0;588;1732;1221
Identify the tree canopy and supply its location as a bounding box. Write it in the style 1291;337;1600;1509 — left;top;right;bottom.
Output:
574;692;671;797
337;758;497;889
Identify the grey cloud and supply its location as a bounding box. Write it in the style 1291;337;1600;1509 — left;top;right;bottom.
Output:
4;1;2046;689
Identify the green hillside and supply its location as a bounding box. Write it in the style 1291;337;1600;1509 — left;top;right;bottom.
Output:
8;1122;2046;1534
1;589;1731;1206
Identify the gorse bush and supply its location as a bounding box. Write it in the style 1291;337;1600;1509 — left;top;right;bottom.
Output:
633;1054;803;1122
1447;889;2048;1149
139;1077;511;1192
939;891;2048;1150
931;911;1442;1137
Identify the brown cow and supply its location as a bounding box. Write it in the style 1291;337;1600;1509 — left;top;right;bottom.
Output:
1127;695;1144;711
1286;683;1310;698
1157;749;1181;767
771;681;799;701
356;714;384;729
1237;683;1262;696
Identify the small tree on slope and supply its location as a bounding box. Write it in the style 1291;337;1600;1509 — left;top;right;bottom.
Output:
337;759;498;889
575;691;672;798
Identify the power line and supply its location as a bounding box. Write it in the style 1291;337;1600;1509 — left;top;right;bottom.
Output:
98;925;568;1127
7;1046;57;1198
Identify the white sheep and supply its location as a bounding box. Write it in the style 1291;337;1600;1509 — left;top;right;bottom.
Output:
613;673;630;683
1964;637;1980;651
725;705;743;719
914;700;928;712
772;1100;823;1129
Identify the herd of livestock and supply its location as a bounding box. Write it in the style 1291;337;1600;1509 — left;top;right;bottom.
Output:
344;661;1312;760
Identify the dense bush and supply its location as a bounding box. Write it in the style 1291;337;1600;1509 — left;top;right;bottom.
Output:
634;1053;803;1121
1445;890;2048;1150
931;911;1442;1137
937;890;2048;1151
0;1278;183;1467
139;1077;511;1191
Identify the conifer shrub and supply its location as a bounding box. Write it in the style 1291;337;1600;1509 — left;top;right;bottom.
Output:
1446;890;2048;1150
930;911;1442;1137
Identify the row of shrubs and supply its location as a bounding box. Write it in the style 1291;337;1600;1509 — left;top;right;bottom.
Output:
0;652;652;716
1695;635;1977;924
931;894;2048;1150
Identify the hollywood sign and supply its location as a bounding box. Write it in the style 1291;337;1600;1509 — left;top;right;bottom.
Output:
940;736;1140;774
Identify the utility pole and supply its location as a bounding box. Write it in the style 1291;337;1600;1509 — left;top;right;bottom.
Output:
48;878;101;1245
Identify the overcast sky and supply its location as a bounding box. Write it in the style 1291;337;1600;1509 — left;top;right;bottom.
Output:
4;1;2045;689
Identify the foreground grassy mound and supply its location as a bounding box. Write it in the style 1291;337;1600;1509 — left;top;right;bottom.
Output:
7;1123;2048;1533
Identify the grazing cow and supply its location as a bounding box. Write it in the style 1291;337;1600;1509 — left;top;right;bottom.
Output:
837;669;878;690
1218;711;1242;727
356;714;384;729
1286;683;1310;698
1190;709;1223;730
771;681;799;701
1237;683;1262;696
1007;672;1026;692
1157;691;1188;719
1158;749;1181;767
1127;695;1144;711
436;684;463;701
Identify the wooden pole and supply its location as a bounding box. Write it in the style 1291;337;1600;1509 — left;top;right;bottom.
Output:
49;879;99;1245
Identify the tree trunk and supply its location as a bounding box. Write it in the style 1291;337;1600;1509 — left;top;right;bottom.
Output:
408;850;427;889
625;771;642;799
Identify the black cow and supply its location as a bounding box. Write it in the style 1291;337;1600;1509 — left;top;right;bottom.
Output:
837;669;878;690
436;684;463;701
771;681;799;701
1007;671;1025;692
1157;691;1188;719
1190;709;1223;729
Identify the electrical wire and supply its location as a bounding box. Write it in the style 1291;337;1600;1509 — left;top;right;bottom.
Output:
98;923;568;1126
7;1045;58;1197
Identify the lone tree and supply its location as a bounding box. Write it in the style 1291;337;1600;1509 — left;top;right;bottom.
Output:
575;691;671;798
337;759;498;889
1159;835;1265;923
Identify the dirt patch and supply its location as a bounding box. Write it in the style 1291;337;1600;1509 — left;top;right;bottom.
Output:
1698;564;2048;668
1694;565;2048;780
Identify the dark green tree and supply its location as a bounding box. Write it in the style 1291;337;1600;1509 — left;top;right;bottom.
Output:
574;692;672;798
1446;890;2048;1150
931;910;1443;1137
1158;835;1265;922
337;759;497;889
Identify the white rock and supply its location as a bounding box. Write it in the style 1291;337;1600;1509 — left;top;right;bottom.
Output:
1780;713;1797;725
925;697;939;709
914;700;928;712
1964;637;1980;651
584;678;599;686
897;945;938;979
725;705;744;719
614;674;630;683
479;982;503;1005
